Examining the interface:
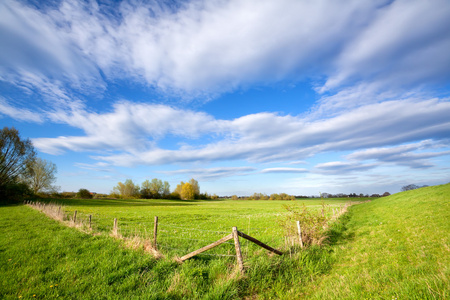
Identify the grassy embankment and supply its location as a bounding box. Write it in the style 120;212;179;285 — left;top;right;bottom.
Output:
1;184;448;299
309;183;449;299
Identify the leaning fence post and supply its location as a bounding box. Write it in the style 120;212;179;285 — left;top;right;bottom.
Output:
296;221;304;248
153;216;158;249
232;227;244;273
113;218;118;235
73;210;77;223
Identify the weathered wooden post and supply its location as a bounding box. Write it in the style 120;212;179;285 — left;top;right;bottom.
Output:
296;221;304;248
113;218;118;235
153;216;158;249
73;210;77;223
232;227;244;273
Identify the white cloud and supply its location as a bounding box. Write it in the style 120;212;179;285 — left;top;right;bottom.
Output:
322;0;450;92
31;98;450;172
314;161;378;174
261;168;308;174
346;141;450;169
2;0;450;188
160;166;256;180
1;0;423;98
0;0;104;96
0;98;43;123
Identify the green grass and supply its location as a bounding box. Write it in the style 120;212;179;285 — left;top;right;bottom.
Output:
38;197;350;258
1;185;448;299
309;184;450;299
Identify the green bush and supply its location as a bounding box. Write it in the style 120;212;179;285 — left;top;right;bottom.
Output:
76;188;93;199
0;182;33;204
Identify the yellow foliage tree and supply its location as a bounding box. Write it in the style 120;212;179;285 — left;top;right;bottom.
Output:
180;182;195;200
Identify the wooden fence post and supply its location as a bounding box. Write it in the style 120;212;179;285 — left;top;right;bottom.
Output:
154;216;158;249
296;221;304;248
113;218;118;235
73;211;77;223
232;227;245;273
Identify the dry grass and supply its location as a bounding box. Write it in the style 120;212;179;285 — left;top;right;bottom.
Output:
26;200;164;259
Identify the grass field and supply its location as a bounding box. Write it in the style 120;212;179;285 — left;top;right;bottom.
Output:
53;197;352;258
1;184;448;299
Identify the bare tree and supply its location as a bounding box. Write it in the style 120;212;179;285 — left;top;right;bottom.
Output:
26;157;58;194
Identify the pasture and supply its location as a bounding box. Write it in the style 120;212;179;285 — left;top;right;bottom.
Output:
1;184;449;299
55;198;351;258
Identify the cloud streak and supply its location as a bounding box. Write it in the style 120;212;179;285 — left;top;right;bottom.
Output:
1;0;450;189
2;0;449;98
31;98;450;171
160;167;257;180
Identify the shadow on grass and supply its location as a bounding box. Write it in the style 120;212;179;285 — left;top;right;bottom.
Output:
326;212;356;247
27;197;226;208
0;199;28;207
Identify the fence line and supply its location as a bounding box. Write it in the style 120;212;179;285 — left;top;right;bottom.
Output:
25;199;359;268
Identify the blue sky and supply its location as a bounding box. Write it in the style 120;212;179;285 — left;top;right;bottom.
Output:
1;0;450;196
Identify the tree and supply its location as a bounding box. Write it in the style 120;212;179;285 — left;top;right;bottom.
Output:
112;179;139;198
189;178;200;197
180;182;195;200
172;181;185;198
0;127;36;187
77;188;93;199
401;184;428;192
0;127;36;201
141;178;167;199
150;178;163;198
26;157;58;194
140;180;152;198
401;184;419;192
382;192;391;197
162;181;170;198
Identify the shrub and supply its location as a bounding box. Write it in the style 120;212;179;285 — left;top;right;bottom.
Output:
76;188;93;199
0;182;33;204
279;202;331;247
60;192;76;198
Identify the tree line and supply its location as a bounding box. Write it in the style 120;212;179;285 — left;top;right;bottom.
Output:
110;178;218;200
0;127;58;203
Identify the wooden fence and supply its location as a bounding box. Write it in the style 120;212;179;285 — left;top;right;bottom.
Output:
25;200;353;272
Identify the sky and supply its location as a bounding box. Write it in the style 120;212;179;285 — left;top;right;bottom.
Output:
1;0;450;196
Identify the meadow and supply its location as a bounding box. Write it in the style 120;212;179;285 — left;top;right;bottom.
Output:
0;184;448;299
53;197;351;258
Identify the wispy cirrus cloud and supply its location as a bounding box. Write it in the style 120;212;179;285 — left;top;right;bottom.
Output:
1;0;450;190
346;141;450;169
159;166;257;180
3;0;449;100
31;98;450;171
0;97;43;123
260;168;308;174
321;0;450;93
314;161;378;174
